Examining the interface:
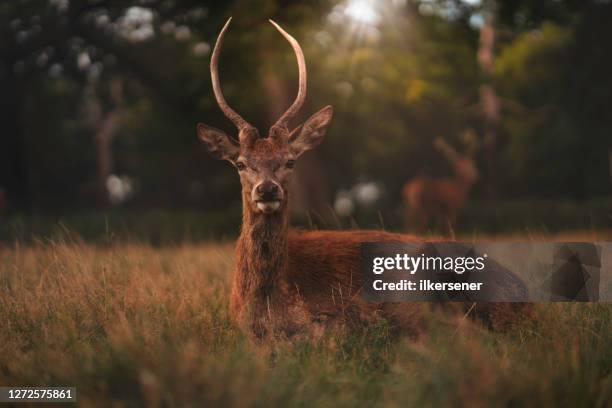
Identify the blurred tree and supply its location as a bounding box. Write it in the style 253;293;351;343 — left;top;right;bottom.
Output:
477;12;500;197
0;0;235;211
83;78;123;207
0;0;609;219
494;0;612;197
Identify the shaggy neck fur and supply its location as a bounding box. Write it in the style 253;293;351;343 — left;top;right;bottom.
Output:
235;190;289;302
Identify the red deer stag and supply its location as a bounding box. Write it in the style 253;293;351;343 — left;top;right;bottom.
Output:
198;19;527;339
403;137;479;235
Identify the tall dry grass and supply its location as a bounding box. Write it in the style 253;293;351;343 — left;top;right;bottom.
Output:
0;238;610;407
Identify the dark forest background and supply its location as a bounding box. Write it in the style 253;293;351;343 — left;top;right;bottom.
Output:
1;0;611;239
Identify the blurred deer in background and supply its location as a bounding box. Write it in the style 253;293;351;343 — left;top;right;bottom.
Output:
403;136;479;235
198;19;527;340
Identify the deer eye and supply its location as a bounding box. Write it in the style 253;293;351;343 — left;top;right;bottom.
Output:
235;161;246;171
286;160;295;169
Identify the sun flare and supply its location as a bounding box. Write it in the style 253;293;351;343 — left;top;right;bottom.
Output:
343;0;380;26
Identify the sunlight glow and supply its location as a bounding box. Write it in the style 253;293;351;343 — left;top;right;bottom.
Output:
327;0;384;46
343;0;380;26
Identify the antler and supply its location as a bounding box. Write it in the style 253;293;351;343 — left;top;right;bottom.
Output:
269;19;307;131
434;137;459;161
210;18;252;132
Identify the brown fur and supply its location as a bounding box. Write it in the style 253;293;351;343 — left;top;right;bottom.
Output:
201;121;530;341
229;199;427;338
403;156;478;234
199;21;530;341
230;215;532;339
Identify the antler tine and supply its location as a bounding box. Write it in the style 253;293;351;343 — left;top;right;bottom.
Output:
269;19;307;131
211;17;251;131
434;137;458;161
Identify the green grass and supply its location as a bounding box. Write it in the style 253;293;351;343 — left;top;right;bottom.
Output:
0;238;610;407
1;209;242;244
1;197;610;244
460;197;612;234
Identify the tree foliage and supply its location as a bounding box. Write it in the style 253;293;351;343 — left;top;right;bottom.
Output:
0;0;610;214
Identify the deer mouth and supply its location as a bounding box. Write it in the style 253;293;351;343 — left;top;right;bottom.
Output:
256;200;281;213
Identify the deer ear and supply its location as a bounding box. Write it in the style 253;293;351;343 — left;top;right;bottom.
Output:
197;123;239;161
289;105;333;156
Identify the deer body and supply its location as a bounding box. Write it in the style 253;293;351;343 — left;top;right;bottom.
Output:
231;209;424;336
403;139;479;233
199;19;529;339
226;135;424;337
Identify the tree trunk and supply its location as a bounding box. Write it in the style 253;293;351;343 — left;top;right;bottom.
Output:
478;13;500;197
94;111;120;206
85;79;123;207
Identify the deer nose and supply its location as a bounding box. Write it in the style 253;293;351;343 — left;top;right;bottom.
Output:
256;181;280;201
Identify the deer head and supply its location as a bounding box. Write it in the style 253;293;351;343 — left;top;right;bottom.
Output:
434;137;479;184
197;18;333;215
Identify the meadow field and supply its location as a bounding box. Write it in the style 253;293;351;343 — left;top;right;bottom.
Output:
2;0;611;405
0;230;611;407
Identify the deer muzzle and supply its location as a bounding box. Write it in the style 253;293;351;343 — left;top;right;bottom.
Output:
253;180;283;214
